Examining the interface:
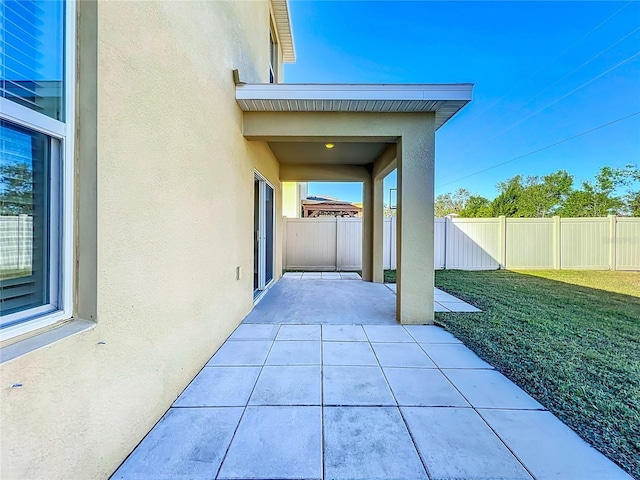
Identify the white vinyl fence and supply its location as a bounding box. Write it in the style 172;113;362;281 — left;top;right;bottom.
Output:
0;215;34;272
284;216;640;271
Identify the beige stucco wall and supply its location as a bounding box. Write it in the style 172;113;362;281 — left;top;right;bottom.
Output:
0;1;283;478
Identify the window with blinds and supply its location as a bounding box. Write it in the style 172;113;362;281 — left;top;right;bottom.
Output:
0;120;53;323
0;0;65;121
0;0;69;336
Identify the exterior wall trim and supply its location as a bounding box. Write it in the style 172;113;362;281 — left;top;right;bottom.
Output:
270;0;295;62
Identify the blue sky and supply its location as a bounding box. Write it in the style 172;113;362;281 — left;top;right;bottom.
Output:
284;1;640;203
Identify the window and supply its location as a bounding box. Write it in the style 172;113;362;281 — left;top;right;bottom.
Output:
0;0;74;340
269;29;278;84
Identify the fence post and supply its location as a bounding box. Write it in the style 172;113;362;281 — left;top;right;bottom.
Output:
283;217;288;272
609;215;617;271
390;216;397;270
498;215;507;269
553;216;561;270
444;216;452;269
335;216;341;272
18;214;28;270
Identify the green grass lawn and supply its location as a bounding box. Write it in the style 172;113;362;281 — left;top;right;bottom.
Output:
430;269;639;478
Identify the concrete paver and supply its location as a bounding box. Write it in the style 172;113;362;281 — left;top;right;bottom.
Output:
444;369;545;410
217;406;322;480
112;407;243;479
371;342;436;368
324;407;427;480
421;343;494;369
248;365;321;406
323;365;396;406
402;407;534;480
383;367;469;407
275;324;321;341
173;366;261;407
480;409;634;480
265;340;321;365
322;341;378;366
113;278;633;480
321;324;367;341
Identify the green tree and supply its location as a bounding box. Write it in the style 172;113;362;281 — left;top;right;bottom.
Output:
617;165;639;216
459;195;493;217
434;188;470;217
491;175;525;216
517;170;573;217
559;166;626;217
0;163;33;215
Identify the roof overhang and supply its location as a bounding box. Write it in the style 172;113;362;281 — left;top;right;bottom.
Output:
270;0;295;63
236;83;473;129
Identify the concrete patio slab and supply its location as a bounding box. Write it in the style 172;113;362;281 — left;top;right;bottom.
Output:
386;283;482;313
265;340;321;365
324;407;428;480
479;409;634;480
114;277;633;480
243;278;396;325
248;365;321;406
281;271;302;279
173;367;261;407
340;272;362;279
363;325;414;342
434;303;451;312
323;365;396;406
321;272;341;279
420;343;494;369
444;369;544;410
322;324;367;341
217;406;322;480
402;407;534;480
206;340;272;366
112;407;243;480
404;325;462;343
371;342;436;368
383;368;469;407
275;324;321;341
438;301;482;312
322;341;378;366
227;323;279;341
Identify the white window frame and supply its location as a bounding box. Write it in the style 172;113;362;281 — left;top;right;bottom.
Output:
0;0;76;342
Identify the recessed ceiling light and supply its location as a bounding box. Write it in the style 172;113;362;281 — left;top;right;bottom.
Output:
325;143;335;149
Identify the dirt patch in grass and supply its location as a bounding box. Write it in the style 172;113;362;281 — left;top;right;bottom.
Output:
434;269;640;478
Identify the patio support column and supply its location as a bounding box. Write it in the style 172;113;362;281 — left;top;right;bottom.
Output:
361;176;373;281
396;125;435;324
372;177;384;283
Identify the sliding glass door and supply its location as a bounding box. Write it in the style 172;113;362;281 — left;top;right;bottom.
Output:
254;172;274;298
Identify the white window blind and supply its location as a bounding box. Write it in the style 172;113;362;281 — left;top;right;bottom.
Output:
0;0;65;121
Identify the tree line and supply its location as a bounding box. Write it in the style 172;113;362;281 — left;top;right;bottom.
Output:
435;165;640;218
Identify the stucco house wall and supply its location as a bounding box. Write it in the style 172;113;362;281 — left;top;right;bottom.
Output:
0;1;283;478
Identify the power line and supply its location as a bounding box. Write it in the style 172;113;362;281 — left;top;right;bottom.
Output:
461;0;636;125
524;26;640;108
436;111;640;191
453;50;640;158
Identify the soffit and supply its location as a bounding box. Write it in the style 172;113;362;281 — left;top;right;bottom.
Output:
236;83;473;129
270;0;295;62
268;141;389;165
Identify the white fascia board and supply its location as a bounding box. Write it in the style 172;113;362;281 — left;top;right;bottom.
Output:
236;83;474;102
270;0;296;62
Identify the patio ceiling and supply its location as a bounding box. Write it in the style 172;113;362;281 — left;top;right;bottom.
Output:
268;141;390;165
